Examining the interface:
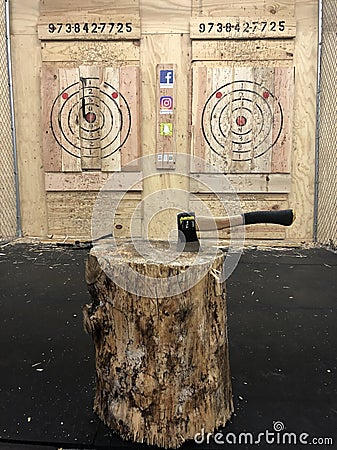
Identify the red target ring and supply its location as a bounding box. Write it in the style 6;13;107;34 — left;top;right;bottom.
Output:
85;112;97;123
236;116;247;126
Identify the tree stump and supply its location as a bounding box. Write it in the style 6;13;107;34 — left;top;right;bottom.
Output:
83;240;233;448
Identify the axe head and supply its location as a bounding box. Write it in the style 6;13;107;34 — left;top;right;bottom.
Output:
177;212;200;252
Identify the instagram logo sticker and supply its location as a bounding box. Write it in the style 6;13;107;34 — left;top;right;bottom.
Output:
160;96;173;114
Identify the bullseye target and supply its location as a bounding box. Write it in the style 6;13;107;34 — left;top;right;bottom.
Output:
201;80;284;162
50;77;131;159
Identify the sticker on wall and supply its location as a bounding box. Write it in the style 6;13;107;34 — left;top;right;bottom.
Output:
202;80;283;162
160;96;173;114
160;70;174;88
160;122;173;136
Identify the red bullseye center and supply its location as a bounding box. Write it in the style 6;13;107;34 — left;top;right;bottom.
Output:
236;116;247;126
85;112;96;123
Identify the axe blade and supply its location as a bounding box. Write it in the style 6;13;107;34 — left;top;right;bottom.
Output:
177;212;200;253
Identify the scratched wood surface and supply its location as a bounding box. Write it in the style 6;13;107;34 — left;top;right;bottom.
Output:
191;0;295;17
79;65;102;170
192;39;295;62
286;0;318;241
58;67;82;172
140;0;191;34
191;65;294;176
44;172;142;191
42;64;140;176
119;65;140;169
46;191;142;240
10;0;318;245
40;0;139;15
41;41;140;63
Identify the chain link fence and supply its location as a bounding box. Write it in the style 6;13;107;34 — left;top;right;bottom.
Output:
0;0;18;240
315;0;337;248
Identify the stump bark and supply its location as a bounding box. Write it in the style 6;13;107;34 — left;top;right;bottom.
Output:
83;240;233;448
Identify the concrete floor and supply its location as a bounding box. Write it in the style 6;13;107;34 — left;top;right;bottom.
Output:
0;243;336;449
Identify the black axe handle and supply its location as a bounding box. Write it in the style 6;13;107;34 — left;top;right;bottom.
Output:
195;209;295;231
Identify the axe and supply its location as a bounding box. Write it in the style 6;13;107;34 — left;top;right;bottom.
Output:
177;209;295;252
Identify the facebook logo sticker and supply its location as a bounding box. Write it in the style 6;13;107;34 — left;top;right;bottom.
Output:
160;70;174;88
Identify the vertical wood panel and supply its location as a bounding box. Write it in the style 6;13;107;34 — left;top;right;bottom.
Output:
250;66;274;173
79;65;102;170
231;66;252;174
119;65;140;169
210;67;231;172
191;66;208;171
58;67;82;172
42;65;62;171
286;0;318;240
271;66;293;173
141;34;190;239
101;66;121;171
12;31;48;236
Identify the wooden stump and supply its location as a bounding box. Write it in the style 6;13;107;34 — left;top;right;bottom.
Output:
83;240;233;448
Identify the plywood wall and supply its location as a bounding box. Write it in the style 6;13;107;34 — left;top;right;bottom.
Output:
10;0;318;244
11;0;48;237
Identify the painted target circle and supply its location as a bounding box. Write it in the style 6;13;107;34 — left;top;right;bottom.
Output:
50;78;131;159
201;80;283;161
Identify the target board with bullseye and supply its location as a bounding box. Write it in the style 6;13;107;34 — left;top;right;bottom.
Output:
42;65;139;173
192;66;293;174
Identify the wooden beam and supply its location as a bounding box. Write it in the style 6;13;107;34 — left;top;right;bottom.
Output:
41;41;140;63
44;171;143;191
190;174;291;193
192;39;295;62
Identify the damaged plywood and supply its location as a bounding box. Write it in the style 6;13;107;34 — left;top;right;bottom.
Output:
46;191;142;239
191;65;294;176
42;64;140;174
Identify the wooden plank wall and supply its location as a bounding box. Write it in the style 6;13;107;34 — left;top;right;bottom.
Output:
10;0;318;244
42;64;140;172
10;0;48;237
191;65;294;174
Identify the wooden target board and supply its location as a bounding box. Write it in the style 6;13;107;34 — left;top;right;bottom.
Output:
42;64;139;172
192;66;294;174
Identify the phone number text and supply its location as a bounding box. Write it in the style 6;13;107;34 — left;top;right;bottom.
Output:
198;20;286;34
48;22;133;34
